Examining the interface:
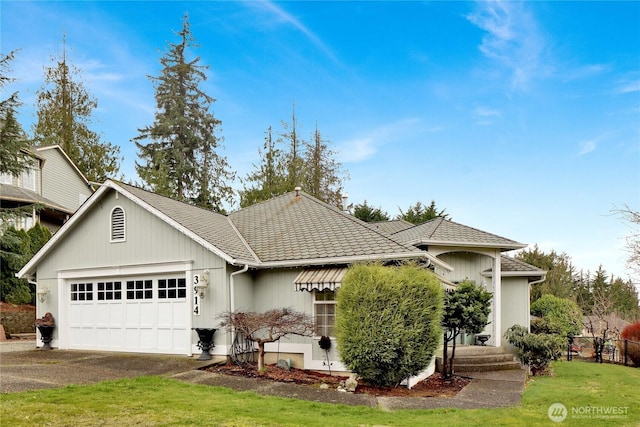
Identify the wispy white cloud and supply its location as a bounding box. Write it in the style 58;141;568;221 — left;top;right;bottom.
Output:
337;118;437;163
473;106;501;125
466;1;549;91
562;64;609;82
577;132;614;156
578;139;597;156
244;1;340;65
614;78;640;94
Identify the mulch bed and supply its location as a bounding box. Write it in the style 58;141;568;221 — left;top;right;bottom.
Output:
206;363;470;397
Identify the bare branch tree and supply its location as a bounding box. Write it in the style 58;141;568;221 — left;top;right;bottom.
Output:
219;308;315;371
614;205;640;276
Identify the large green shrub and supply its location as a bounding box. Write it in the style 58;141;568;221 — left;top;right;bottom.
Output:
530;294;582;337
336;263;443;387
504;324;565;375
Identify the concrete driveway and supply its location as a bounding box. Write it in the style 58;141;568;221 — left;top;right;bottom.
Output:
0;341;211;393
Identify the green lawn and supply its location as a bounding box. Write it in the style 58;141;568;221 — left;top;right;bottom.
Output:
1;361;638;426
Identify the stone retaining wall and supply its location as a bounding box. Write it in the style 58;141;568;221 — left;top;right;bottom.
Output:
0;306;36;336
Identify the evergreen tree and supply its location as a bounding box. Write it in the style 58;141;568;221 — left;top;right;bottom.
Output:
239;126;287;208
302;123;346;206
240;109;347;207
515;245;575;302
353;200;390;222
279;106;305;191
398;200;449;224
134;14;234;211
32;38;120;183
0;50;32;177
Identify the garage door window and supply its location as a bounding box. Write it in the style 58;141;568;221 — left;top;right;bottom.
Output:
158;278;187;299
126;280;153;300
71;283;94;301
97;281;122;300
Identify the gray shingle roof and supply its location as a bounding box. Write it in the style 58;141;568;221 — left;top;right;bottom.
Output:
0;183;73;214
370;219;414;234
118;184;425;267
229;191;425;265
391;217;525;250
481;256;546;277
118;182;258;264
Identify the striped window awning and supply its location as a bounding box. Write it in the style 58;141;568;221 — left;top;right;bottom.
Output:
294;268;346;292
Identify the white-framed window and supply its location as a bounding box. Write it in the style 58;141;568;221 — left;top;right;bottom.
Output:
110;206;125;242
0;172;13;184
158;278;187;299
21;167;35;191
126;279;153;300
314;290;336;337
71;283;94;301
97;281;122;301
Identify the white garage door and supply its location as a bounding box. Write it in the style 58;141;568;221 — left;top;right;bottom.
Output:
66;276;190;354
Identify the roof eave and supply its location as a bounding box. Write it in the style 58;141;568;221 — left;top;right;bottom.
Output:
412;240;526;251
17;180;114;279
257;251;453;271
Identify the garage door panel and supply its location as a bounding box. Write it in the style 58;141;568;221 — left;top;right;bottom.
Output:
139;303;155;327
66;276;189;355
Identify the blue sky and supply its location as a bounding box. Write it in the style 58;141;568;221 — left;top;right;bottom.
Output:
2;1;639;281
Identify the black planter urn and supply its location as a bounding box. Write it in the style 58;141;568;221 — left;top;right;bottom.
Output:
34;312;55;350
36;325;55;350
193;328;216;361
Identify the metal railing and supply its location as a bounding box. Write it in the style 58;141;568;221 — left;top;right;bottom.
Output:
566;336;639;366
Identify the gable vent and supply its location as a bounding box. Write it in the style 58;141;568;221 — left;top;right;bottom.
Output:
111;206;125;241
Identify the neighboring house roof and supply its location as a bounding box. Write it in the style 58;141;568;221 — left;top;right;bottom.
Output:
0;183;73;214
481;256;546;280
35;145;93;189
390;217;526;251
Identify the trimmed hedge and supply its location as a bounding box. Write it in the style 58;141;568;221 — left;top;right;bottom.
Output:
530;294;582;337
336;263;443;387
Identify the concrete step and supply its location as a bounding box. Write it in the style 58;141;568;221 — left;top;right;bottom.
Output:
436;346;522;373
454;360;522;373
451;353;516;364
452;345;509;355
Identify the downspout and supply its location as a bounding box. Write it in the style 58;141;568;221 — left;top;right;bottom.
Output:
526;276;546;333
229;264;249;314
229;264;249;349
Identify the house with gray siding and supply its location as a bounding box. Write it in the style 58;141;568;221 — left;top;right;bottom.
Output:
19;179;544;374
0;145;93;232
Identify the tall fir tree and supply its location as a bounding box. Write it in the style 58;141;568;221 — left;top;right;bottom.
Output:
32;38;120;183
241;108;347;207
0;50;32;177
239;126;287;208
279;106;305;191
134;14;234;211
302;123;346;206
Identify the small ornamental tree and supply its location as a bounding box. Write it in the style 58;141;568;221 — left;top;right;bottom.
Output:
504;325;564;375
441;280;492;378
219;308;314;371
336;263;443;387
530;294;583;337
